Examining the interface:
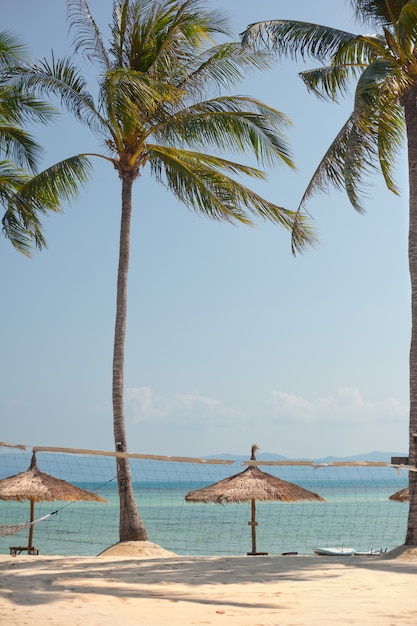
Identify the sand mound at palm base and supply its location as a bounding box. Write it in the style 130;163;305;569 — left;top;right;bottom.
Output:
97;540;177;558
383;545;417;560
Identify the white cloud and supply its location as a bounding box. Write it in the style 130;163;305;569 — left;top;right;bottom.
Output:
267;387;407;425
121;385;408;457
175;392;222;411
126;386;167;419
126;386;245;427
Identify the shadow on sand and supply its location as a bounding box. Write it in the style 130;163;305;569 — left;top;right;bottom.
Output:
1;545;416;610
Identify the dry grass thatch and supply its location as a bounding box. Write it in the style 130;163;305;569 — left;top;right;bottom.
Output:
185;465;325;504
0;452;107;503
0;451;107;552
185;444;325;556
389;487;409;502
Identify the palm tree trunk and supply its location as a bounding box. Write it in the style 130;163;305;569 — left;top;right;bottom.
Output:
404;86;417;545
113;174;148;542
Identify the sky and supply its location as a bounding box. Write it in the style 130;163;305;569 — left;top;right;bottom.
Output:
1;0;411;460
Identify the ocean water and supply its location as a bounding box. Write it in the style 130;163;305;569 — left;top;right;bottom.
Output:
0;460;409;557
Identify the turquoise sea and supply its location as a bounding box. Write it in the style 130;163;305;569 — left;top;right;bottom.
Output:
0;452;410;557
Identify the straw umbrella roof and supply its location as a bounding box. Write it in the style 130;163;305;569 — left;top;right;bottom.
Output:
0;452;107;503
389;487;409;502
185;446;325;504
185;464;325;503
185;444;325;556
0;451;107;553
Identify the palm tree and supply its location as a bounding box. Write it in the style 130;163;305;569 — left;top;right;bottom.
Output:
242;0;417;545
0;30;92;255
13;0;314;542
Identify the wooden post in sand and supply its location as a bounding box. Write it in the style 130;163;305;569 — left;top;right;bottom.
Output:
28;500;35;550
247;497;268;556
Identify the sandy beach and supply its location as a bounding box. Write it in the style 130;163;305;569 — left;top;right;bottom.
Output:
1;543;417;625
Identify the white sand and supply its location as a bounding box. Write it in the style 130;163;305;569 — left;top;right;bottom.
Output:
1;545;417;625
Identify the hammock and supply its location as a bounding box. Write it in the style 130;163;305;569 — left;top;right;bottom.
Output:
0;511;58;537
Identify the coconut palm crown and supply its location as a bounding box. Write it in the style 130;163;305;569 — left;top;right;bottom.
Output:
0;29;92;255
242;0;417;544
12;0;315;542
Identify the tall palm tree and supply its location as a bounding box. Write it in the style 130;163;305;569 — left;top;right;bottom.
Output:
0;30;92;255
242;0;417;545
13;0;314;542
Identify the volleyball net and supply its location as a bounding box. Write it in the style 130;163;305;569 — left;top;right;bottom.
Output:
0;442;410;557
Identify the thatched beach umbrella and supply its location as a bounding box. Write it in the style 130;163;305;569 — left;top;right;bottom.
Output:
0;451;107;553
389;487;409;502
185;444;325;555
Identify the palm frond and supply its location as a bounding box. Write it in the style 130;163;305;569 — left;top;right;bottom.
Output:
299;32;391;102
146;0;220;72
0;83;57;126
0;82;57;175
290;111;379;215
0;160;29;200
343;119;381;209
148;143;268;178
147;0;231;71
177;42;275;96
67;0;112;70
242;6;410;241
396;1;417;53
354;57;398;107
241;20;357;63
13;56;106;136
290;114;370;254
0;30;28;68
2;211;45;255
295;115;357;211
18;155;93;207
300;65;359;102
100;68;184;140
160;96;294;169
376;101;405;193
0;160;44;255
0;124;41;171
349;0;408;28
148;143;316;250
2;155;93;255
332;33;387;65
113;0;230;76
352;61;405;193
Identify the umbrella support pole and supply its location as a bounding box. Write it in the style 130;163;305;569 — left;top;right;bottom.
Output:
185;445;323;556
247;499;268;556
0;451;105;557
9;501;40;555
28;500;35;550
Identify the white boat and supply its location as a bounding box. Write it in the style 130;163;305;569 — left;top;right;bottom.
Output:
313;547;356;556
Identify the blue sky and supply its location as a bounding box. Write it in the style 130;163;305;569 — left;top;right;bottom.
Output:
1;0;410;459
